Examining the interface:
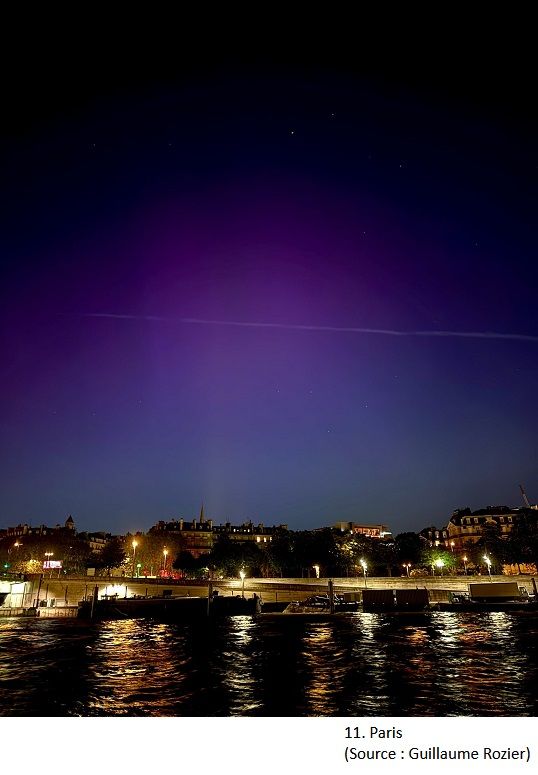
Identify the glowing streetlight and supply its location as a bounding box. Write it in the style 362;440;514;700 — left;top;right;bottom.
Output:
403;563;411;577
239;569;246;598
434;558;445;575
450;541;455;552
163;548;169;573
313;564;320;579
483;554;492;578
462;555;468;574
359;558;368;588
131;540;138;578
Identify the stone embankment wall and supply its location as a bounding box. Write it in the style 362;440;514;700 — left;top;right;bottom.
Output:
2;574;535;608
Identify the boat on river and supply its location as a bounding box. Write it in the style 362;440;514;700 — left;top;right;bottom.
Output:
434;581;537;612
283;593;361;615
78;592;258;620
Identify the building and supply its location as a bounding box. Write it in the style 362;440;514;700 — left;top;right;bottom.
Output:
78;531;113;554
333;521;392;539
149;507;288;557
212;520;287;545
0;515;76;539
150;516;213;557
421;505;537;552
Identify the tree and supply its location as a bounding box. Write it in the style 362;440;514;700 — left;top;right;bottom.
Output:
173;550;199;576
472;522;512;572
333;533;375;576
394;532;422;565
207;535;265;577
420;547;457;575
266;533;295;577
292;529;341;577
90;538;127;575
506;511;538;569
369;539;397;576
0;532;91;575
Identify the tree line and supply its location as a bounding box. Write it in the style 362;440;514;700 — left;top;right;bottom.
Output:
1;512;536;578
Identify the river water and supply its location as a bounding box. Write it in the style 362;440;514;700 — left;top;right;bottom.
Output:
0;612;536;716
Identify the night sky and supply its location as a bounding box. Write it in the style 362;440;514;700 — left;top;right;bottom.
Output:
1;32;537;534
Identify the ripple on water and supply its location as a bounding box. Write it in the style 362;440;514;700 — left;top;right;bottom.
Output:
0;612;536;716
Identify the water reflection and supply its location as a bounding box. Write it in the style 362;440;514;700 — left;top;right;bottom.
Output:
302;624;345;715
219;616;259;715
0;612;536;716
85;620;182;715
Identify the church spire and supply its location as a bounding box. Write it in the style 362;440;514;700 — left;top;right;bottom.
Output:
199;503;205;523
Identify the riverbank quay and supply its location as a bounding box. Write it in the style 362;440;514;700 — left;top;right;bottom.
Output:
1;574;535;617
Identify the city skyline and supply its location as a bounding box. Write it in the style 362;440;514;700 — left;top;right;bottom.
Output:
2;59;537;536
1;489;535;538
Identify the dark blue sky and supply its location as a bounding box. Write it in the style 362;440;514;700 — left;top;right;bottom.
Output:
1;34;537;534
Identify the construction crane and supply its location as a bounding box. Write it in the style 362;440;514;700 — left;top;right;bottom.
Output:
519;484;531;509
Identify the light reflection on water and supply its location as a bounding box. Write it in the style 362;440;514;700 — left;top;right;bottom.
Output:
0;612;536;717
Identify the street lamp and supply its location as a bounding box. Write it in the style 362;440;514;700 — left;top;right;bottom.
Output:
131;540;138;578
239;569;246;598
163;548;169;574
434;558;445;576
313;564;320;579
462;555;468;575
403;563;411;577
450;541;455;552
483;554;492;578
359;558;368;588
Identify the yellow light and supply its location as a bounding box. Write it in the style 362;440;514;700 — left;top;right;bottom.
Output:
239;570;246;580
434;558;445;568
132;540;138;550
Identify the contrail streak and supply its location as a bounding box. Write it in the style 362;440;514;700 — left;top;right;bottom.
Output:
78;313;538;343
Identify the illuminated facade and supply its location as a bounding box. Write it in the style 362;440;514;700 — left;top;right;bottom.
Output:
333;521;392;538
149;508;288;557
421;505;536;551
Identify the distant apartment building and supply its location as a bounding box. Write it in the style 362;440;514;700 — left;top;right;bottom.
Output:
149;507;288;557
78;531;112;554
333;521;392;539
0;515;76;539
421;504;537;551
